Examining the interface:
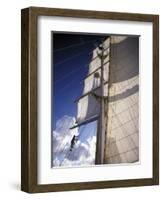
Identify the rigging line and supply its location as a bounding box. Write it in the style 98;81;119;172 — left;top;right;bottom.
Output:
56;124;84;166
59;129;80;166
55;51;106;84
54;46;97;66
87;47;109;65
54;65;85;84
54;123;80;166
54;143;67;165
82;44;136;83
54;40;109;84
70;124;95;163
75;49;137;102
72;120;97;161
68;125;86;163
61;122;95;165
59;150;70;166
59;135;76;166
54;77;84;94
54;38;103;53
59;148;71;166
54;141;69;161
53;131;74;156
55;37;134;84
70;125;85;150
85;53;135;83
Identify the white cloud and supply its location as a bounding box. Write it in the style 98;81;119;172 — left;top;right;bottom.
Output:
53;115;97;167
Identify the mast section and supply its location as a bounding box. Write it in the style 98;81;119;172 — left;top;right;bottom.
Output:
95;40;109;164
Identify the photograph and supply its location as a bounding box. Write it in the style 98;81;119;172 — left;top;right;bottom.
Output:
52;33;139;167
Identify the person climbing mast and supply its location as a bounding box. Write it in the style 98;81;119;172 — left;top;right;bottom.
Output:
70;135;78;151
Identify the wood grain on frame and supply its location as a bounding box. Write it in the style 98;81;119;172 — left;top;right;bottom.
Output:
21;7;159;193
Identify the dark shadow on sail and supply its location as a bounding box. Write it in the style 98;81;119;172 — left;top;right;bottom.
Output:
110;37;139;84
109;84;139;103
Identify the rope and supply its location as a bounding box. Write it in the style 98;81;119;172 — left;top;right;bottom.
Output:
54;76;83;94
54;38;104;53
59;121;96;166
54;46;97;66
69;122;97;163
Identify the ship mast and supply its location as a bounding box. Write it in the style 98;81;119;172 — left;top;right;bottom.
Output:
95;41;109;164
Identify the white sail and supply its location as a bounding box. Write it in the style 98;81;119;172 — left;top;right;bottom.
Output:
75;36;139;164
77;95;100;123
76;38;110;124
104;36;139;164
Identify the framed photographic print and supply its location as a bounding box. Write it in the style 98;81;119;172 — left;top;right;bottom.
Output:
21;7;159;193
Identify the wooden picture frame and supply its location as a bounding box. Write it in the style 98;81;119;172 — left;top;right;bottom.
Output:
21;7;159;193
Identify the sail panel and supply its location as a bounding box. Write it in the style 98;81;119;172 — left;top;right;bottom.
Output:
110;36;127;45
77;94;100;124
77;37;110;127
76;36;139;164
92;47;99;59
88;56;101;74
104;36;139;164
88;38;110;75
105;86;139;164
83;70;101;94
94;83;108;97
83;62;109;94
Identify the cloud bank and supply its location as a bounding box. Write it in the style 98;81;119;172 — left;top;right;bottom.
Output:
53;115;97;167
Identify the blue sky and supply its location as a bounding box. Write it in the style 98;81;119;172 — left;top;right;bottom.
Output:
52;33;107;129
